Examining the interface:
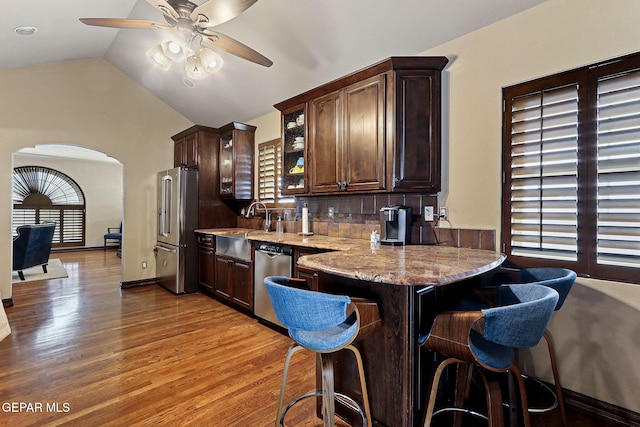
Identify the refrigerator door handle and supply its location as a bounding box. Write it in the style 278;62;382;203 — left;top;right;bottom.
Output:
154;245;177;253
159;175;173;237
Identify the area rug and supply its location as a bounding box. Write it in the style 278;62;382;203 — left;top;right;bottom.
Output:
11;259;68;284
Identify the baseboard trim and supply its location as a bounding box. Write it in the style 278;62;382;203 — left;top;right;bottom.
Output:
565;388;640;427
2;297;14;308
120;279;156;289
52;246;109;253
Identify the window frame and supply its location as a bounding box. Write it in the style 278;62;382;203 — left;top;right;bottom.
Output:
12;166;87;248
502;51;640;284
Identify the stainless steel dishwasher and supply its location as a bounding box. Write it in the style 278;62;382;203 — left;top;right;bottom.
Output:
254;242;293;328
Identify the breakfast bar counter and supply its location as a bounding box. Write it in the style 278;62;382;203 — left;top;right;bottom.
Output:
296;243;505;287
296;244;504;427
196;228;504;426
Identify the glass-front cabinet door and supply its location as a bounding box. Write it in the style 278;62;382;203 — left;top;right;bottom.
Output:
219;134;234;196
282;105;307;195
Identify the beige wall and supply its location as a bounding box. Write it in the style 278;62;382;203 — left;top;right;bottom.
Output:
420;0;640;410
246;0;640;412
1;58;192;300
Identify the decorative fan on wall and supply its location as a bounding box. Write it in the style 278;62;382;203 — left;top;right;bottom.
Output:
80;0;271;79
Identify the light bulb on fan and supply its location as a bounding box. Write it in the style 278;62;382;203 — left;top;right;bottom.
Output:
198;48;223;73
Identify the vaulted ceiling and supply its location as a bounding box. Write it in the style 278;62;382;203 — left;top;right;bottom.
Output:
3;0;548;128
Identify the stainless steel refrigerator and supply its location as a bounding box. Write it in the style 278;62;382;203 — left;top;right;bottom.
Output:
154;167;198;294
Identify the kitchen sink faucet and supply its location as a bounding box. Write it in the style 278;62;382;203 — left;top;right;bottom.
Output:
245;201;271;232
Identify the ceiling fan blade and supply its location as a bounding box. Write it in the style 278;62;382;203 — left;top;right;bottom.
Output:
79;18;172;30
202;30;272;67
191;0;258;29
146;0;180;24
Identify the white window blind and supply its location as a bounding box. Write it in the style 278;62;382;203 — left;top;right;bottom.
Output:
258;141;279;203
257;139;294;206
504;52;640;283
62;209;85;243
12;166;86;247
12;208;36;236
596;69;640;268
508;84;579;261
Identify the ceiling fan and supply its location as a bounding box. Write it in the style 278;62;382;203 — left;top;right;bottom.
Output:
80;0;272;68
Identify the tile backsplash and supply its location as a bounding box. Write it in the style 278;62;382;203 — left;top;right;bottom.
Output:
237;192;496;252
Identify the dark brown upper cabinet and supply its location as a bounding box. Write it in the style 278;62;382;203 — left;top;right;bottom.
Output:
171;125;237;229
275;56;448;195
281;104;307;195
309;75;386;193
218;122;256;201
173;126;215;169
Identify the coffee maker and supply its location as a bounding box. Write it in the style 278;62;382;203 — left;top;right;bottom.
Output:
379;205;412;246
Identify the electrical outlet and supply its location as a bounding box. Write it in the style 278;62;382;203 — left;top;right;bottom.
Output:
439;206;448;221
424;206;434;222
142;261;147;269
328;207;335;218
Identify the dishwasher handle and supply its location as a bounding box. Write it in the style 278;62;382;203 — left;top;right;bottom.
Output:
256;249;291;258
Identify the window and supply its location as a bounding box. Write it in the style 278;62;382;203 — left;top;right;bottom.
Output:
502;52;640;284
257;139;294;207
13;166;86;248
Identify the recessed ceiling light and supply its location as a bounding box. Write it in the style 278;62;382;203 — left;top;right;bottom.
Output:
14;26;37;36
183;78;196;88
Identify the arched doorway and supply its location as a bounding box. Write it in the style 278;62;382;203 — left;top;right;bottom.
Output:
12;145;124;252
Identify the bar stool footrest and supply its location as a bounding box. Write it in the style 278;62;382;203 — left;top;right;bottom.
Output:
433;406;489;421
279;391;368;426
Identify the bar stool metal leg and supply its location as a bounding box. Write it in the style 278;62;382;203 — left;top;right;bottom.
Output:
544;331;568;427
345;344;373;426
275;343;305;427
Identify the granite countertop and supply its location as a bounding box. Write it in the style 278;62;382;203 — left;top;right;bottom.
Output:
194;229;368;251
298;245;505;287
194;228;505;287
195;228;256;236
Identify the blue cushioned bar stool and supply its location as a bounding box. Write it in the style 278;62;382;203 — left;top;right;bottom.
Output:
419;283;559;427
517;268;576;427
264;276;381;427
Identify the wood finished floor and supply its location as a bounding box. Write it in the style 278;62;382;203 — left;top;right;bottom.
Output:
0;250;615;427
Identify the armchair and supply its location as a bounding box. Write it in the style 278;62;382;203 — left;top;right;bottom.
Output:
12;222;57;281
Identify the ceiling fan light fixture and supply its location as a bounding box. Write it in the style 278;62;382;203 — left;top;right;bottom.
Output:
198;48;223;73
163;40;183;61
185;55;207;80
146;44;172;71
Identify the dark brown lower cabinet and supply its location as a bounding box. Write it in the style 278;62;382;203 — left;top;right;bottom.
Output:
197;234;215;294
294;266;318;291
294;247;327;290
214;254;253;312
